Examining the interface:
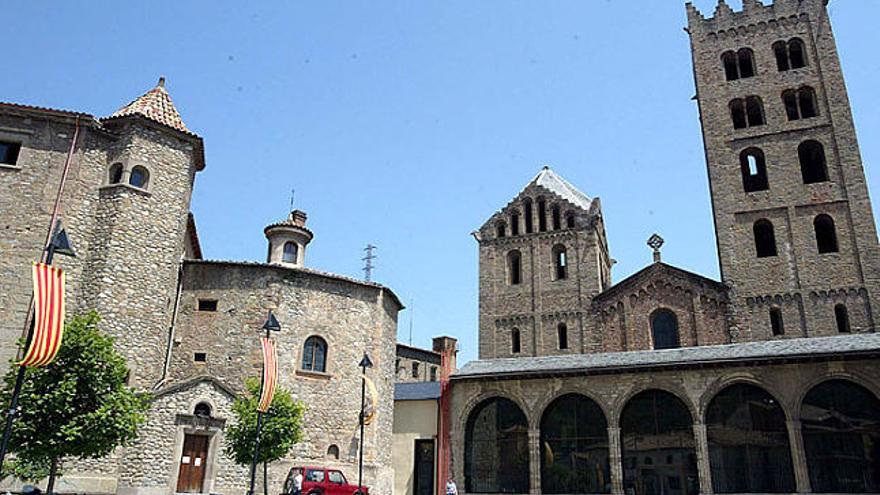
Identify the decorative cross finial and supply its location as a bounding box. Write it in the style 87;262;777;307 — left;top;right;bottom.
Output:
647;233;664;263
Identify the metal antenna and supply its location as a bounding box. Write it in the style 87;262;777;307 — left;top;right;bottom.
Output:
408;299;414;346
362;244;377;282
289;189;295;212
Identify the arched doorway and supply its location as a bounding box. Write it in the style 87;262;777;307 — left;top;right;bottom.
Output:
465;397;529;493
540;394;610;493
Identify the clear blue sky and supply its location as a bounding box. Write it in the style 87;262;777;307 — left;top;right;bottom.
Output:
5;1;879;365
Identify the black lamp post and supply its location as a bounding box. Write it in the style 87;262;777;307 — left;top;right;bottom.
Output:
0;221;76;474
357;352;373;495
247;311;281;495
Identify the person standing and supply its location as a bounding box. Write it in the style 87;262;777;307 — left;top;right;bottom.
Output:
293;469;303;495
445;478;458;495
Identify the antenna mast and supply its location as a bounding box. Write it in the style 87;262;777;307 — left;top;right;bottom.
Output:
362;244;377;282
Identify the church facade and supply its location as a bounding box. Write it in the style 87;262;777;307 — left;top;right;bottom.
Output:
448;1;880;494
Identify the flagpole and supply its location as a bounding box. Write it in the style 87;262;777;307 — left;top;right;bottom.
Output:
357;352;373;495
247;311;280;495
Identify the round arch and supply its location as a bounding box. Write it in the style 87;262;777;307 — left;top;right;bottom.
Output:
540;393;610;494
464;396;530;494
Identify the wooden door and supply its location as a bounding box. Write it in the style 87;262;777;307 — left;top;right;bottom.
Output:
413;439;435;495
177;434;209;493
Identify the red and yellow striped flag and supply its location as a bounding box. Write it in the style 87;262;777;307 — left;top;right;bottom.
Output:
20;263;66;367
257;337;277;412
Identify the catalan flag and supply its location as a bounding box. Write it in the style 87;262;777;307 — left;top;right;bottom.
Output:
257;336;277;412
20;263;66;367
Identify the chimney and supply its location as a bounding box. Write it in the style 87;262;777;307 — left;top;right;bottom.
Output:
433;336;458;377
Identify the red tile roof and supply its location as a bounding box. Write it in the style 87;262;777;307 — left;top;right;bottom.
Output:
109;77;189;133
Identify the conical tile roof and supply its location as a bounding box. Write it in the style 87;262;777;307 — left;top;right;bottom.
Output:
109;77;189;133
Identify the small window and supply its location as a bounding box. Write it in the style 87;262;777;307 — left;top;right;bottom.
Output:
0;141;21;166
783;90;800;120
798;87;818;118
552;244;567;280
510;212;520;236
551;206;561;231
754;219;778;258
511;328;521;354
745;96;765;126
108;163;124;184
283;241;298;263
730;99;747;129
412;362;420;378
770;308;784;336
430;366;438;382
775;38;808;71
722;49;756;81
835;304;850;333
524;199;533;234
129;165;149;189
194;352;207;363
537;198;547;232
566;213;575;229
327;445;340;460
508;250;522;285
302;336;328;372
194;402;212;417
799;140;828;184
740;148;769;192
197;299;218;312
496;222;506;238
557;323;568;350
814;214;839;253
773;41;790;71
723;51;739;81
651;309;680;350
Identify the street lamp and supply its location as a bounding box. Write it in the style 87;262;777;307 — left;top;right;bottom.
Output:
357;352;373;495
0;221;76;473
247;311;281;495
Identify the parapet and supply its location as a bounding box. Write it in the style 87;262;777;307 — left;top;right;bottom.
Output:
686;0;827;35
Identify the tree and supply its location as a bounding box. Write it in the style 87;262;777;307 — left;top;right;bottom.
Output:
226;378;305;495
0;311;149;493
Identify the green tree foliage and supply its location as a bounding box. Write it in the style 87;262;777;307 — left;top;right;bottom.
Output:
225;377;305;466
0;311;149;490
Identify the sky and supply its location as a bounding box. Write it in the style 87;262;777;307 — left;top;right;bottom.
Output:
5;1;880;365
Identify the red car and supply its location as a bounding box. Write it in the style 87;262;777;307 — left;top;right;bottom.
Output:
282;466;368;495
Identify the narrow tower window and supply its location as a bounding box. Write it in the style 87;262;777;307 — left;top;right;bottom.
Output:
524;199;533;233
108;163;124;184
774;41;790;72
740;148;769;192
552;245;567;281
722;51;739;81
745;96;765;126
551;205;561;231
730;97;764;129
496;222;506;238
537;198;547;232
730;99;747;129
783;90;800;120
770;307;784;336
511;328;521;354
775;38;808;72
814;214;839;253
283;241;298;263
737;48;755;78
798;87;818;118
753;219;778;258
557;323;568;350
566;213;575;229
129;165;149;189
798;140;829;184
835;304;851;333
511;212;520;236
508;250;522;285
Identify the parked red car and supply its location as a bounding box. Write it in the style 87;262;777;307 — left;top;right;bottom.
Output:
282;466;368;495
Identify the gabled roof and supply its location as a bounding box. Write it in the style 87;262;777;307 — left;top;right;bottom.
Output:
528;166;592;211
594;261;728;304
106;77;190;133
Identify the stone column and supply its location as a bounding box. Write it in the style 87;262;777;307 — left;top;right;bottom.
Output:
787;420;811;493
608;426;624;495
529;429;541;495
693;422;714;495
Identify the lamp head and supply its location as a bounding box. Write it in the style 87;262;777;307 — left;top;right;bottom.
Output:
359;353;373;369
262;311;281;332
49;221;76;258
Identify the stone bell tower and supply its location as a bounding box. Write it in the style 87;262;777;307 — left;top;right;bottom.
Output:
687;0;880;340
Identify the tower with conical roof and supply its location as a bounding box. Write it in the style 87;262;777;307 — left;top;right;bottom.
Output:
475;166;611;359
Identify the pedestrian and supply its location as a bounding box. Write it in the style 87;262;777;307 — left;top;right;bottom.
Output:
445;478;458;495
293;468;303;495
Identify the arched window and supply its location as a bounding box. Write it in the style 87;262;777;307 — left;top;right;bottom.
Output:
745;96;765;126
753;220;777;258
798;87;818;118
508;250;522;285
301;336;327;372
738;48;756;78
108;163;124;184
552;245;567;281
814;214;838;253
730;99;747;129
537;198;547;232
540;394;610;494
799;140;828;184
566;213;575;229
722;51;739;81
621;390;698;495
283;242;298;263
801;380;880;493
783;90;800;121
557;323;568;350
835;304;851;333
770;307;784;336
465;398;529;494
129;165;149;189
524;199;534;234
706;384;795;493
511;212;520;236
651;309;680;350
740;148;769;192
496;222;506;238
775;38;808;72
511;328;521;354
551;205;561;230
327;444;340;460
194;402;212;418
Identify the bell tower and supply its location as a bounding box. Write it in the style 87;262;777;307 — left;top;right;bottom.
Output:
687;0;880;339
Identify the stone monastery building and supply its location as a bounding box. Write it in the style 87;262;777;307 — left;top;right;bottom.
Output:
1;1;880;495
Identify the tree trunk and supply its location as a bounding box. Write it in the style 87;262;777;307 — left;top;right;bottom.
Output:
46;458;58;494
263;461;268;495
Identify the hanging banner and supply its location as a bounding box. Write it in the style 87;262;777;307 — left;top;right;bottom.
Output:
257;337;277;412
20;263;66;367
